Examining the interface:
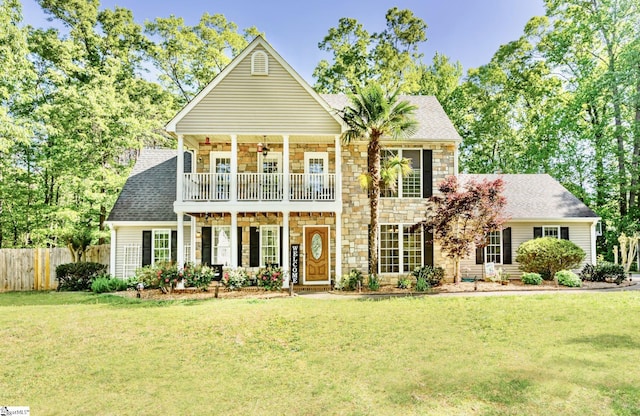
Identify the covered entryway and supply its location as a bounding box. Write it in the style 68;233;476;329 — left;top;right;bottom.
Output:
304;226;330;283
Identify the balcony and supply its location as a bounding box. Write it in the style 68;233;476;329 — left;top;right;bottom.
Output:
182;173;337;202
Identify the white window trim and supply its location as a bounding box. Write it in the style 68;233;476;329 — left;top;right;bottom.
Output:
210;151;231;173
251;50;269;75
258;152;282;173
304;152;329;174
484;230;503;265
542;226;561;239
379;223;423;274
152;229;171;265
260;225;280;267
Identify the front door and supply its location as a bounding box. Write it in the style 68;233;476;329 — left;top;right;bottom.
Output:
305;226;329;282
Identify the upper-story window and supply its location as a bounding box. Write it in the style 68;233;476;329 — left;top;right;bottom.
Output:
381;149;422;198
543;226;559;239
251;51;269;75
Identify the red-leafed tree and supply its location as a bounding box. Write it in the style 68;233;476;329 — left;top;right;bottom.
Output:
418;175;508;283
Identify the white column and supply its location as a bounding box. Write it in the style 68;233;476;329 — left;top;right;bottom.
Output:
591;220;598;265
335;211;342;283
190;216;196;264
177;135;184;203
231;135;238;202
109;224;117;277
282;211;290;288
177;212;184;269
283;135;290;202
334;135;343;283
231;212;238;267
335;135;342;203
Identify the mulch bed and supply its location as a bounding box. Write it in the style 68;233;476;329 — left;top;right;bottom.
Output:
114;279;634;301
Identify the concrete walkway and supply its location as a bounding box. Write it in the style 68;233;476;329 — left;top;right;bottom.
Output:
295;279;640;300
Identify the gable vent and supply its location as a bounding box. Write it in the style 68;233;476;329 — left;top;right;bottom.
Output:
251;51;268;75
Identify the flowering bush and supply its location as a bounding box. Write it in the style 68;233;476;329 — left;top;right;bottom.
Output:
136;263;215;292
183;264;216;290
256;266;284;291
221;267;248;291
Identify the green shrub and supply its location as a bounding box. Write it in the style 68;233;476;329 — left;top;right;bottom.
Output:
367;274;380;291
336;269;363;291
56;262;107;291
555;270;582;287
580;262;626;285
415;277;429;292
91;275;137;294
521;272;542;285
90;276;111;294
515;237;585;280
410;265;445;287
397;276;411;289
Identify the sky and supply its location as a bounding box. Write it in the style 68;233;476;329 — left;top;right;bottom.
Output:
20;0;546;84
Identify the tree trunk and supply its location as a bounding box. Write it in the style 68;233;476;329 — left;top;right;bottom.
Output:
629;76;640;209
368;135;382;277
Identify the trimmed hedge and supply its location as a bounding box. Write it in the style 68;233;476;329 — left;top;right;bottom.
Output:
515;237;585;280
56;262;107;291
580;262;626;285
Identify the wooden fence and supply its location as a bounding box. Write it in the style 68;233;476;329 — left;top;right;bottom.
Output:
0;245;110;292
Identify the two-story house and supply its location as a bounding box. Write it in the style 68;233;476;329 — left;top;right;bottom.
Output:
106;36;599;285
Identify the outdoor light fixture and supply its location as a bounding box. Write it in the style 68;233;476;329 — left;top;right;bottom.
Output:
205;137;211;145
258;135;270;156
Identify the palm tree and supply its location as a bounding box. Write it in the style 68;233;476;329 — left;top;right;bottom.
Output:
340;82;418;278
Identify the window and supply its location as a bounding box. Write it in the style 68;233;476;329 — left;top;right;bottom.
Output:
380;224;423;273
261;226;279;266
152;230;171;264
212;226;231;266
485;230;502;264
543;226;560;239
381;149;422;198
403;225;422;272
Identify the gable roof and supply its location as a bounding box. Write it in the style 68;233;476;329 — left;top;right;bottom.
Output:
165;36;344;134
459;174;598;219
107;150;191;222
321;94;462;142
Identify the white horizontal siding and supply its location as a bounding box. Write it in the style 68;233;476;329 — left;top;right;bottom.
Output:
114;225;191;278
176;46;341;135
459;221;594;279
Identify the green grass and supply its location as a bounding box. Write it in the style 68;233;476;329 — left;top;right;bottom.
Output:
1;291;640;415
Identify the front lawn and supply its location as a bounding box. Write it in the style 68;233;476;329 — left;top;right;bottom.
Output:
1;291;639;415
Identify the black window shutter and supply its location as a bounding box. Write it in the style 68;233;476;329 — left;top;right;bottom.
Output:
279;227;283;266
475;246;484;265
422;150;433;198
560;227;569;240
423;227;434;266
250;226;260;267
171;230;177;263
502;227;512;264
201;227;212;266
237;227;243;267
142;231;152;266
533;227;542;238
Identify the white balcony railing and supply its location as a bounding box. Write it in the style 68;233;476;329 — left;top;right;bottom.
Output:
182;173;336;202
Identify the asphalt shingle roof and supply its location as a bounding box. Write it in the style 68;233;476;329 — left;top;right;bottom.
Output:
107;149;191;222
321;94;462;141
459;174;599;219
